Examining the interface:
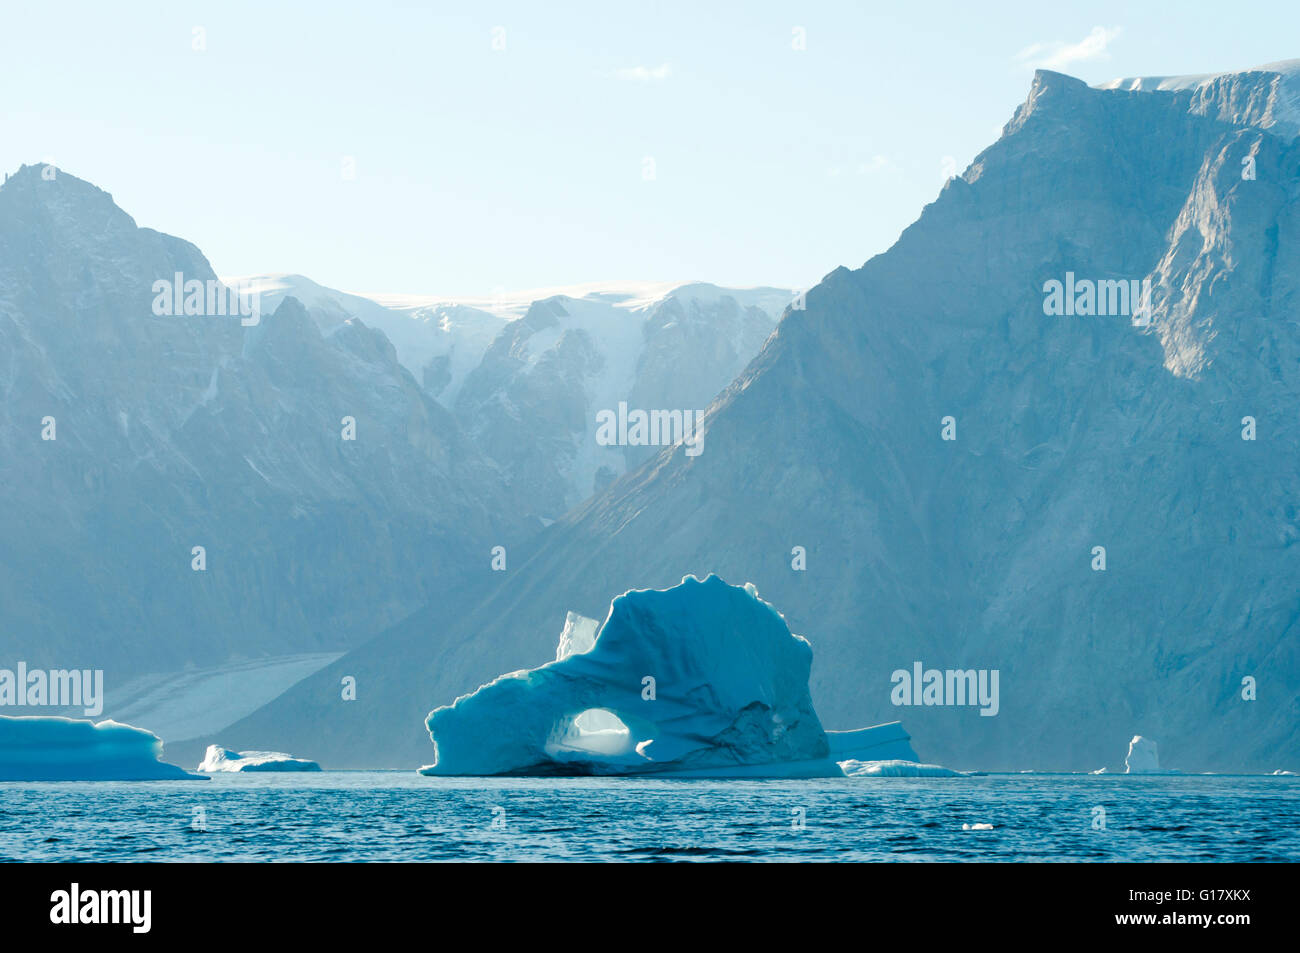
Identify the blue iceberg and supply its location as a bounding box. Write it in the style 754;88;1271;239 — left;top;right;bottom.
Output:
420;574;918;777
0;716;203;781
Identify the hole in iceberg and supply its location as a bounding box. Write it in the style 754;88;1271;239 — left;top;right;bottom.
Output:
549;708;635;758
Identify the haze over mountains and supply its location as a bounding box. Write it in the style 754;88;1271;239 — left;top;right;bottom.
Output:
0;165;793;729
192;61;1300;772
3;60;1298;775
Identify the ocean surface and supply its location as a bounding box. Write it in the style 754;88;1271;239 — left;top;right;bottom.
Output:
3;772;1296;862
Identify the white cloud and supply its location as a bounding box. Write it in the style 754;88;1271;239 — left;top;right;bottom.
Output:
858;155;890;174
1015;26;1120;72
614;63;672;82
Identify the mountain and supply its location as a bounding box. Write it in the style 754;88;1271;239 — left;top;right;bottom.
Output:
0;165;531;681
209;61;1300;772
452;282;792;517
232;274;506;406
233;275;795;518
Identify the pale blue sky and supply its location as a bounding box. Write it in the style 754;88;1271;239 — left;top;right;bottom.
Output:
3;1;1297;296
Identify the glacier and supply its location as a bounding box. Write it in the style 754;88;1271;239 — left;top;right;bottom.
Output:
0;716;203;781
197;745;321;773
420;574;918;777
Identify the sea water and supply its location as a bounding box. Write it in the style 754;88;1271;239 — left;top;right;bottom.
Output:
3;773;1296;862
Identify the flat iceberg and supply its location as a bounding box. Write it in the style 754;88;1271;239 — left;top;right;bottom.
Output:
0;716;203;781
840;759;965;777
198;745;322;773
420;574;919;777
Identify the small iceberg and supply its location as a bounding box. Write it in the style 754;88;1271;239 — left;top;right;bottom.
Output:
198;745;321;773
1123;735;1181;774
839;759;966;777
0;715;202;780
420;575;920;777
1125;735;1160;773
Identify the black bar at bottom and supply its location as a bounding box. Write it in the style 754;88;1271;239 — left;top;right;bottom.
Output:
0;861;1289;941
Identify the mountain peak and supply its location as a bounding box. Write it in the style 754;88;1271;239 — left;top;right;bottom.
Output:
3;161;111;200
1029;68;1090;93
1004;69;1094;138
0;162;148;252
1004;58;1300;147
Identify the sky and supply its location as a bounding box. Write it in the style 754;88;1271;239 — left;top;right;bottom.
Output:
3;1;1298;297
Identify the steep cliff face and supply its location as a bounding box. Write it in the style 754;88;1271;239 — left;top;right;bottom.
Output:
0;165;528;676
223;63;1300;770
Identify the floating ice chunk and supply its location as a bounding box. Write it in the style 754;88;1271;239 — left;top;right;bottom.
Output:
420;574;919;777
1272;769;1297;776
840;759;965;777
0;716;203;781
1125;735;1161;773
962;823;995;831
197;745;321;772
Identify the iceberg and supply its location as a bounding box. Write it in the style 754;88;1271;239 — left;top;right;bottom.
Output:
826;724;920;762
840;759;966;777
1125;735;1162;774
197;745;321;773
420;574;918;777
0;716;203;780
